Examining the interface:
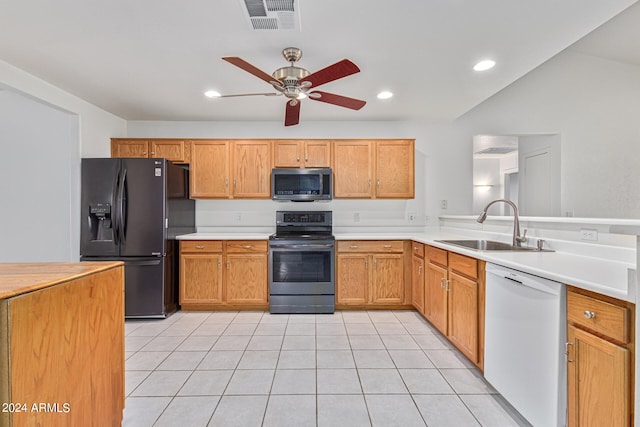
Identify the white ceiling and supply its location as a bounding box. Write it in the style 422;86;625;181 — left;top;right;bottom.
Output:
0;0;638;124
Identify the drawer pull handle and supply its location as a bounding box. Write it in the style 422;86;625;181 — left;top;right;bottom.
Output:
195;245;205;249
242;245;253;249
583;310;596;319
383;245;392;249
350;245;358;249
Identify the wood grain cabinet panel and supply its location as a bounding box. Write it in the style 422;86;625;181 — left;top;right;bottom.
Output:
336;241;407;309
336;254;369;305
0;264;125;427
226;254;268;305
411;242;425;315
273;140;330;168
190;141;230;198
375;139;414;198
111;139;149;158
566;288;634;427
180;240;268;310
332;141;374;198
422;246;485;369
231;140;271;198
150;139;186;162
179;253;223;305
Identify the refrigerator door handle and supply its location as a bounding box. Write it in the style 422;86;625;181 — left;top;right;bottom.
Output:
112;169;121;246
117;168;127;244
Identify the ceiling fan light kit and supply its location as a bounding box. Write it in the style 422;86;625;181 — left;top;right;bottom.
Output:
220;47;366;126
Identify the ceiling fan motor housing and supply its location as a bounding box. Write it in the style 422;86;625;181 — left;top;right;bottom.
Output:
272;66;310;98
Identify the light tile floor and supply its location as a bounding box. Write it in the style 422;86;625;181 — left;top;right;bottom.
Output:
124;310;531;427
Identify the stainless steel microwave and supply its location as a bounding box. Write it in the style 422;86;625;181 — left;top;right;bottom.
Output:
271;168;332;201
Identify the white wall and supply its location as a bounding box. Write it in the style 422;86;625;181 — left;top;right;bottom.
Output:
125;120;469;231
0;60;127;260
455;51;640;219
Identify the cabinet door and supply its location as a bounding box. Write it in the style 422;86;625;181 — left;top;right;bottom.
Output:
190;141;230;198
231;140;271;198
447;271;479;363
370;254;404;304
151;140;185;163
303;140;331;167
412;254;425;314
375;140;414;198
567;325;630;427
111;139;149;158
336;254;369;305
333;141;373;198
425;262;448;335
273;140;302;167
225;253;268;304
180;253;223;304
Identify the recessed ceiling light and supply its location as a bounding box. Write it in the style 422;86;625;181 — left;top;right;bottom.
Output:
377;91;393;99
204;90;221;98
473;60;496;71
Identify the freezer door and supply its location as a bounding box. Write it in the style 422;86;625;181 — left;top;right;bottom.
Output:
80;158;121;257
121;257;171;318
120;158;166;256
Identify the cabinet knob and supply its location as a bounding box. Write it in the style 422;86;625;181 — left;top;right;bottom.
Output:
583;310;596;319
142;151;147;155
296;156;300;161
151;151;156;155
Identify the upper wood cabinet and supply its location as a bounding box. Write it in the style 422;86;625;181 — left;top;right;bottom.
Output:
189;140;271;199
273;140;331;168
376;140;415;198
111;138;189;163
333;140;374;198
332;139;414;199
231;140;272;198
190;140;230;198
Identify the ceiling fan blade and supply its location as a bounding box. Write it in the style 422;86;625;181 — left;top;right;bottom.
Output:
300;59;361;88
222;57;276;84
284;100;301;126
216;93;281;98
308;91;366;110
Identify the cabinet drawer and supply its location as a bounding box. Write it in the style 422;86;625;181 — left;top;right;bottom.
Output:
180;240;223;253
337;240;404;253
425;245;448;267
411;241;424;258
567;291;630;343
449;253;478;279
225;240;268;253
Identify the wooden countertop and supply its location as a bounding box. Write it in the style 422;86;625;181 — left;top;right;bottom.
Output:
0;261;124;299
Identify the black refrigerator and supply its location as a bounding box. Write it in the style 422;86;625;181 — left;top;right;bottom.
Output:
80;158;195;318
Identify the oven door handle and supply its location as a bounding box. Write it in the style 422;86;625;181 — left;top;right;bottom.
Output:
270;244;334;249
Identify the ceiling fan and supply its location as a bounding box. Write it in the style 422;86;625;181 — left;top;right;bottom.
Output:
218;47;366;126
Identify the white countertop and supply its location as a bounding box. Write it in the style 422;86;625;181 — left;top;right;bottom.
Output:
176;230;636;302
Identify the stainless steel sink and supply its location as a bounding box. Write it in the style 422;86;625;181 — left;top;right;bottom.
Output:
435;239;553;252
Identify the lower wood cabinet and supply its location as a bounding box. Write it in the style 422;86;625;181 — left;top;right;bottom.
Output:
566;287;635;427
411;241;425;315
180;240;268;310
336;240;411;309
420;245;485;370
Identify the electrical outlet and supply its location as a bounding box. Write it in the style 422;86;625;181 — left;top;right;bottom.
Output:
425;215;430;223
440;200;448;209
235;212;242;222
580;229;598;241
408;212;417;222
354;212;360;222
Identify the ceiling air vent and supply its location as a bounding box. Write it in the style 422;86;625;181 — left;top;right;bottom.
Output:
474;147;518;155
240;0;300;31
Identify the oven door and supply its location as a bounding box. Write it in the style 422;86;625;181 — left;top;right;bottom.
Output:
269;243;335;295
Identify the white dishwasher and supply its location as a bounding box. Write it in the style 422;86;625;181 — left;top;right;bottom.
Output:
484;263;567;427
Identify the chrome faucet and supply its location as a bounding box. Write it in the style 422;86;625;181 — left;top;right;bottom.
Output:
476;199;527;247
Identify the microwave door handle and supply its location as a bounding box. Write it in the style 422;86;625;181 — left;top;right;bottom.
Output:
318;172;323;196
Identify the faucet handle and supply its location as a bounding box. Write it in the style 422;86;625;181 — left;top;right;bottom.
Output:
516;228;528;243
536;239;545;250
